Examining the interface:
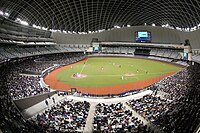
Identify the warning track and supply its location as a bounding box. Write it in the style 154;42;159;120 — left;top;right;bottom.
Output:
44;58;179;95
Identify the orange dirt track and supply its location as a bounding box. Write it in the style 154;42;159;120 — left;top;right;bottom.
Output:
44;59;177;95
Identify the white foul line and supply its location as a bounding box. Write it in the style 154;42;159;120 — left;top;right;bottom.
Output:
80;59;88;74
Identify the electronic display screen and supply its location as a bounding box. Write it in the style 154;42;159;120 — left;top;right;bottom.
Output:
93;47;99;52
184;52;188;60
135;31;151;42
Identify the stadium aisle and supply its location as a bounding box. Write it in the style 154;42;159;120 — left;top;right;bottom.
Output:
67;90;153;103
123;102;149;125
83;102;97;133
23;90;153;123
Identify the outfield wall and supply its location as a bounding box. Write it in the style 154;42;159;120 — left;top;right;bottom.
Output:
88;54;186;68
52;26;200;49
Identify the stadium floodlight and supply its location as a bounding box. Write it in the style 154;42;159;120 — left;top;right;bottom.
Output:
42;27;48;30
20;20;29;26
4;12;9;17
33;24;36;28
50;29;57;32
0;10;3;15
33;24;41;29
114;25;120;28
72;31;77;34
15;18;29;26
68;31;72;34
176;27;181;31
98;29;105;32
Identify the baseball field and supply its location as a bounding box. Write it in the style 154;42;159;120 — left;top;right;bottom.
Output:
44;57;183;95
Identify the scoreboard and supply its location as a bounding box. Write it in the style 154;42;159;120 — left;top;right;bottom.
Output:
135;31;151;43
92;42;100;52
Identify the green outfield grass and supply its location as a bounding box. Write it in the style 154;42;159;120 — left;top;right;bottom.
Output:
56;57;183;88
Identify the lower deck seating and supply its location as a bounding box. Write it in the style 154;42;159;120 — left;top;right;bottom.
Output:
32;99;90;132
126;95;170;122
3;52;85;100
93;103;147;132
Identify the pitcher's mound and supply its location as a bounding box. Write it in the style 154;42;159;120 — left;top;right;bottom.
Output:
72;73;87;79
124;73;136;77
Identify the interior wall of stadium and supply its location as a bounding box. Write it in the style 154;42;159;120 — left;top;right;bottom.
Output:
52;26;200;49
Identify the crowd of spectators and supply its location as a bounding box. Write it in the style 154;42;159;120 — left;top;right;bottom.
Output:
32;99;90;132
7;75;49;100
153;63;200;133
0;52;87;132
19;53;86;73
153;68;189;100
35;53;85;63
3;52;86;100
0;51;200;133
19;59;54;73
127;63;200;133
0;64;46;100
93;103;148;133
126;95;170;122
0;63;42;133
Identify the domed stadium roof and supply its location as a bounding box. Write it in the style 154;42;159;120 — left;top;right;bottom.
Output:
1;0;200;32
